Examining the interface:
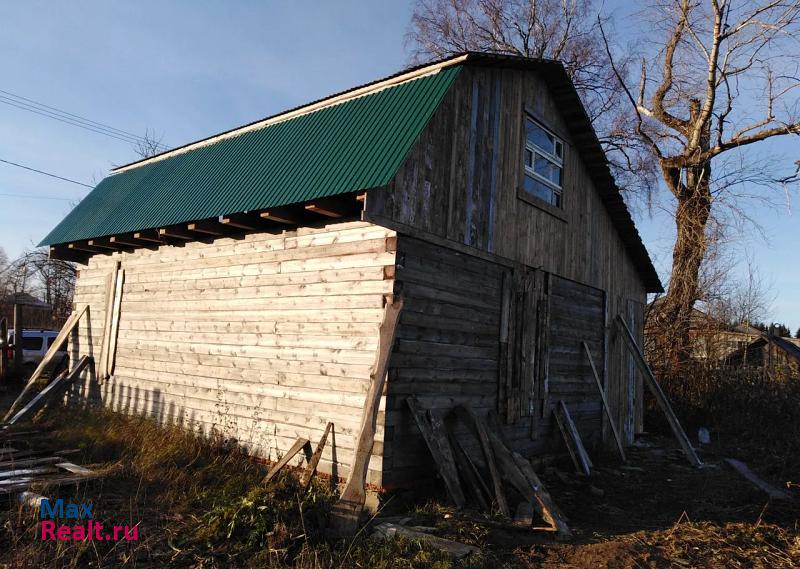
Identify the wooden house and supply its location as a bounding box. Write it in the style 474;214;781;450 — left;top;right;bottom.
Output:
41;53;662;489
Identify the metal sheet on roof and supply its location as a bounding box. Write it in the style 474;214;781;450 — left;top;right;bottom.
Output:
39;66;461;246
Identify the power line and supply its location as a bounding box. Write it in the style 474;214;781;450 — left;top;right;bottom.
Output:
0;89;170;151
0;88;153;142
0;158;94;188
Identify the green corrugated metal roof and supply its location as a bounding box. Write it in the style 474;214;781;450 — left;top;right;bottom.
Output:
40;66;462;246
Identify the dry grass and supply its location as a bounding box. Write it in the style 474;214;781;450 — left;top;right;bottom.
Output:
0;407;502;568
651;363;800;483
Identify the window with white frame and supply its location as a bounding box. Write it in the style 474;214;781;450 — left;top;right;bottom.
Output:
522;117;564;208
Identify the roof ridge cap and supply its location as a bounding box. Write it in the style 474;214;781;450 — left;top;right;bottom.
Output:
113;54;469;174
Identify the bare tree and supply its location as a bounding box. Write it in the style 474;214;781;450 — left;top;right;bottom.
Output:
0;249;76;326
602;0;800;367
133;128;167;159
406;0;658;193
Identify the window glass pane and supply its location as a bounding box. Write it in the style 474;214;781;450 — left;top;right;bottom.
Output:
46;336;57;349
526;120;554;153
523;174;554;204
22;336;43;351
534;153;562;185
524;148;533;167
555;140;563;158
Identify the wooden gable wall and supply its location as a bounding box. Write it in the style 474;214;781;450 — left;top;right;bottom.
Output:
366;64;648;447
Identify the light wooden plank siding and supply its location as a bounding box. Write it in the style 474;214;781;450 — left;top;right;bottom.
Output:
68;221;396;486
366;64;648;454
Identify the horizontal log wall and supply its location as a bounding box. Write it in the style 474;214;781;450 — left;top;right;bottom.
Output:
68;220;396;487
382;236;508;487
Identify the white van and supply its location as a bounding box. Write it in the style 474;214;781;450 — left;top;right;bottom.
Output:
6;329;68;377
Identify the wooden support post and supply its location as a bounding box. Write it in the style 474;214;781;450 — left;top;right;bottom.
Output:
554;401;592;476
329;297;403;536
615;315;702;467
582;341;626;462
3;305;89;422
12;304;22;375
0;317;7;383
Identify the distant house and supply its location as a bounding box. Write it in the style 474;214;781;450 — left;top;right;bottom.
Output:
40;53;661;488
0;292;53;330
646;301;761;361
724;334;800;377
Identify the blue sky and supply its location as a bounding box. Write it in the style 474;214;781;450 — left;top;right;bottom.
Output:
0;1;797;330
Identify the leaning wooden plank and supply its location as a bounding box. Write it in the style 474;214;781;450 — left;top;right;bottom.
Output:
97;266;119;381
330;297;403;537
554;401;592;476
106;267;125;377
511;452;572;538
262;437;310;484
582;341;626;462
724;458;792;501
406;396;465;508
447;430;491;511
452;405;510;517
372;522;479;560
300;422;333;491
481;417;571;538
615;315;702;467
5;356;92;427
2;305;89;421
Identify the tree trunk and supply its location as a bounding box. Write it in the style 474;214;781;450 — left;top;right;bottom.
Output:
657;163;712;369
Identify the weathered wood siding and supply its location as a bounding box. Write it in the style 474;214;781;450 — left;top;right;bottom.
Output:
68;221;396;486
367;64;648;445
382;236;508;487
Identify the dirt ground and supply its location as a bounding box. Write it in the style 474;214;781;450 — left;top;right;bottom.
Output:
0;387;797;568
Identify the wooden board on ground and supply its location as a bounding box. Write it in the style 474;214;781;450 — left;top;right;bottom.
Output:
724;458;792;501
554;400;592;476
406;396;465;508
372;522;479;560
615;315;702;467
